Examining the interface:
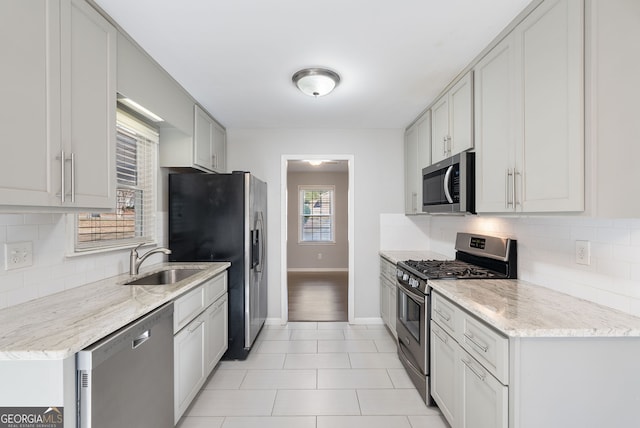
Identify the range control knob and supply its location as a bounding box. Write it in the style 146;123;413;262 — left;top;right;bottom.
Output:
409;277;420;288
402;273;409;282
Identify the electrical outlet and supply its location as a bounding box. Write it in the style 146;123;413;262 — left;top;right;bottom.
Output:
575;240;591;266
5;241;33;270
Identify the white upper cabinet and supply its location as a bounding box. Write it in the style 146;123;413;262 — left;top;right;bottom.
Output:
404;111;431;214
587;0;640;218
431;71;474;163
475;0;584;213
0;0;116;210
194;105;226;173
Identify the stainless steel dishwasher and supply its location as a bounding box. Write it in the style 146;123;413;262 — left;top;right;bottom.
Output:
76;303;174;428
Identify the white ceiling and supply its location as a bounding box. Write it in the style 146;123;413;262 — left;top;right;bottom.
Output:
95;0;532;130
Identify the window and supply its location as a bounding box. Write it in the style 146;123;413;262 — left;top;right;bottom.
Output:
75;110;158;251
299;186;335;243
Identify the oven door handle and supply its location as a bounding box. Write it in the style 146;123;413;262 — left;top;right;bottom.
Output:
397;283;425;303
443;165;454;203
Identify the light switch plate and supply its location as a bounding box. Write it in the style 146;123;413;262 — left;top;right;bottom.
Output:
5;241;33;270
575;240;591;266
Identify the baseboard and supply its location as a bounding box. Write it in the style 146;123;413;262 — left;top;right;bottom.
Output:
287;268;349;272
265;318;285;326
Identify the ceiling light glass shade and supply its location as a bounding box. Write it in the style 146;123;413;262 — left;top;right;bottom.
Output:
292;68;340;97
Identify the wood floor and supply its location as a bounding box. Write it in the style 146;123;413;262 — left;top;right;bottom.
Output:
287;271;348;322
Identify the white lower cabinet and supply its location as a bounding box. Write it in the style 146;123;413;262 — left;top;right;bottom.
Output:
379;256;397;337
174;272;228;423
460;348;508;428
431;291;508;428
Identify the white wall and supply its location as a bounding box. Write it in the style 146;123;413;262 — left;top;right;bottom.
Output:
381;213;640;318
227;128;404;322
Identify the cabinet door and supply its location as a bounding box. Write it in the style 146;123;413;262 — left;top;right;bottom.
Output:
174;316;206;423
211;120;227;173
431;323;458;427
449;71;474;156
431;95;449;163
516;0;584;212
474;35;517;213
380;277;390;326
460;350;508;428
63;0;116;209
0;1;60;207
205;294;228;374
194;105;213;170
404;124;420;214
388;283;397;337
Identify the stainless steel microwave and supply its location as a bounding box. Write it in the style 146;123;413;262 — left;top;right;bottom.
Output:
422;152;475;214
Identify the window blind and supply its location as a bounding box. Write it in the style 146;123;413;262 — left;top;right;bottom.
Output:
75;110;158;251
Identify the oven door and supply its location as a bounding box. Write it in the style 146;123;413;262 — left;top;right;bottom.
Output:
396;282;427;375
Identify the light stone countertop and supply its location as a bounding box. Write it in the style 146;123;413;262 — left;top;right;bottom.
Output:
379;250;449;264
429;278;640;338
0;262;230;360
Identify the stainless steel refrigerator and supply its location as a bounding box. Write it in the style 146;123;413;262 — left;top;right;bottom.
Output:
168;171;267;360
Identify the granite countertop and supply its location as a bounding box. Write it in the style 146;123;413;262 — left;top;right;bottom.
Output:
430;278;640;338
379;250;449;264
0;262;230;361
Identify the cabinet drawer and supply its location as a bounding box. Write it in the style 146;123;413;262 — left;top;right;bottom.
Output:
461;313;509;385
432;292;458;338
174;285;206;333
380;257;397;281
204;272;227;307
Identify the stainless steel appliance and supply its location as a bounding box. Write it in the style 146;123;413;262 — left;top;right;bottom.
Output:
396;233;517;404
422;152;475;214
76;303;174;428
168;171;267;360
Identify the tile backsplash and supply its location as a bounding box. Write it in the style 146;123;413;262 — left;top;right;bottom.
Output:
0;212;167;309
381;214;640;317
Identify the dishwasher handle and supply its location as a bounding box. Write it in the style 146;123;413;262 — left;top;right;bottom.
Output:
132;330;150;349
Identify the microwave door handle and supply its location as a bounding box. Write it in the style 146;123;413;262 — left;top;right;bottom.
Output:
443;165;454;203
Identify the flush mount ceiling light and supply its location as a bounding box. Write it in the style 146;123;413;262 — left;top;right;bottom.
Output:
292;68;340;97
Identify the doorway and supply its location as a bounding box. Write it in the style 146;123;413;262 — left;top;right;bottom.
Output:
280;155;354;323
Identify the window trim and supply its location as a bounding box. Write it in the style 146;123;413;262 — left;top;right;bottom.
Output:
298;185;336;244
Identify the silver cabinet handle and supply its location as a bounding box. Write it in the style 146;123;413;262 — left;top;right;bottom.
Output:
442;136;447;156
432;326;448;344
514;169;520;207
59;150;66;203
443;165;454;203
411;192;417;213
434;307;451;322
446;135;452;156
70;152;75;203
464;331;489;352
462;357;486;381
505;169;513;208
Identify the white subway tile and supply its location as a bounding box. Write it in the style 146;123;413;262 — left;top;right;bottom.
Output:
7;285;38;307
6;225;38;242
24;213;54;225
0;214;24;226
37;280;66;298
0;272;24;293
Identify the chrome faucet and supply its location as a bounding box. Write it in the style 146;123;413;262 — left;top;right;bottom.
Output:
130;244;172;275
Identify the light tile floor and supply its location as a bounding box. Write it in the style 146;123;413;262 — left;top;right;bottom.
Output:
177;322;448;428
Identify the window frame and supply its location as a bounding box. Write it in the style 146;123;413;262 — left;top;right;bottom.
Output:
70;110;159;254
298;185;336;244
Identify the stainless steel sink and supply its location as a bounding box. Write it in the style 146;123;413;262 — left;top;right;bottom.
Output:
125;268;203;285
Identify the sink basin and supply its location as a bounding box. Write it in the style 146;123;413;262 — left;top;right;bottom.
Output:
125;268;203;285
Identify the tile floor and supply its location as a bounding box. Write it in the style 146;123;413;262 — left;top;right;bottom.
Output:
177;322;448;428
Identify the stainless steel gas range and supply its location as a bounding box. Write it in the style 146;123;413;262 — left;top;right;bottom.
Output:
395;232;517;404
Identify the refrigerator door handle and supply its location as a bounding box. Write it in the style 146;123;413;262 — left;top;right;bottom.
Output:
256;211;265;273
